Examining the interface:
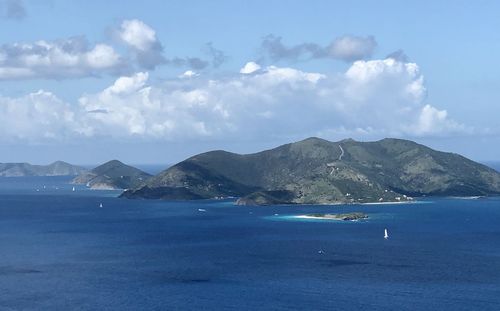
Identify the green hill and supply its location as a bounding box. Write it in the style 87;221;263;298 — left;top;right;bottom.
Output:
72;160;151;190
121;138;500;204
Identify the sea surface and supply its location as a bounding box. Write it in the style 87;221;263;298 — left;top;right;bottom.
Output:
0;177;499;310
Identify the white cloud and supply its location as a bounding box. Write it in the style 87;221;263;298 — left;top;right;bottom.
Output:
342;58;425;110
0;19;167;80
0;90;75;141
73;60;464;140
86;44;122;69
0;58;469;143
119;19;157;51
117;19;165;69
409;104;469;136
75;65;328;140
179;70;199;78
105;72;149;95
0;18;228;79
0;37;123;79
328;35;377;62
240;61;261;74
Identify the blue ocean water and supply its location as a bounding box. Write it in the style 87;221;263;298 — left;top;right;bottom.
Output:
0;177;499;310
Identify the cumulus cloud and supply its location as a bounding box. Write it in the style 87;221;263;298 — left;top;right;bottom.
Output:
0;18;228;80
329;35;377;62
104;71;149;94
0;0;26;20
179;70;199;78
75;67;325;140
0;90;75;141
0;58;468;142
409;104;468;136
118;19;166;69
116;20;226;71
240;61;261;74
0;36;124;79
260;34;377;63
119;19;157;51
336;58;466;135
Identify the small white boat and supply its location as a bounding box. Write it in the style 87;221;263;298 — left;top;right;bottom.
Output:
99;203;103;208
198;208;206;212
384;228;389;239
72;187;75;192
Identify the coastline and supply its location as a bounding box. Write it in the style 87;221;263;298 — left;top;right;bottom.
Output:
290;212;368;221
361;200;416;205
448;196;483;200
292;215;343;220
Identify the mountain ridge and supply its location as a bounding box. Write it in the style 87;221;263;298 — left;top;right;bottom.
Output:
121;137;500;204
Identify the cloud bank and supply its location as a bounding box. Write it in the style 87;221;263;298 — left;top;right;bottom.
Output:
0;57;468;143
0;36;124;79
0;19;227;80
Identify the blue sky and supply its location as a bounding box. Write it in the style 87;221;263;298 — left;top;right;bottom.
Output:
1;0;500;164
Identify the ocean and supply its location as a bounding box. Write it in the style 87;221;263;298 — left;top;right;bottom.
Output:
0;176;499;310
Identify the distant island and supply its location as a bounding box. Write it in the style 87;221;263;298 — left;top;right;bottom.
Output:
0;161;87;177
295;212;368;221
120;137;500;205
72;160;151;190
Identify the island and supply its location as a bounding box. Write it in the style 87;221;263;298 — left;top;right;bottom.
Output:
72;160;151;190
0;161;87;177
121;137;500;205
296;212;368;221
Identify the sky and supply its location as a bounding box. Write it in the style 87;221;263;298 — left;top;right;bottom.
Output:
1;0;500;165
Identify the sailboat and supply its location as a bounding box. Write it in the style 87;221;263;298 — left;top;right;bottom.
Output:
384;228;389;239
72;187;75;192
99;203;103;208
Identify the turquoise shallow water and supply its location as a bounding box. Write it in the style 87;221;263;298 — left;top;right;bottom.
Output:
0;177;499;310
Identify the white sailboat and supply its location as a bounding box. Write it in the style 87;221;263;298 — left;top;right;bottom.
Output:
384;228;389;239
72;187;75;192
99;203;103;208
